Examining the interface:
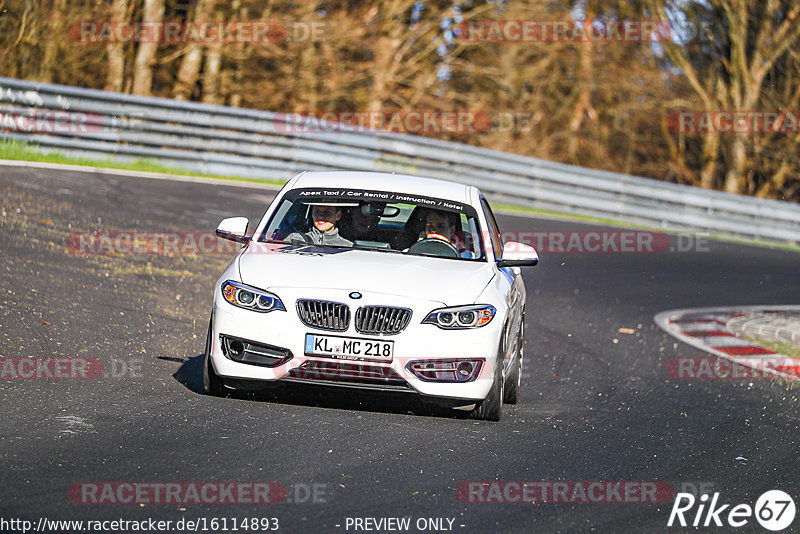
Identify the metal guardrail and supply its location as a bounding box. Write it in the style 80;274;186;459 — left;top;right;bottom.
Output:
1;76;799;244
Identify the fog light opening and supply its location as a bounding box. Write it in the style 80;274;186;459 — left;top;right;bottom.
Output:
457;361;474;377
406;358;484;383
229;340;245;356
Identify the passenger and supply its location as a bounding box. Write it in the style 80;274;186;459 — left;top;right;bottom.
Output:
286;204;353;246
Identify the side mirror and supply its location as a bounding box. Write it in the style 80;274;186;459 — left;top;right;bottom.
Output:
215;217;250;243
497;241;539;267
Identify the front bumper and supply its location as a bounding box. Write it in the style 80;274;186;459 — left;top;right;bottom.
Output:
209;287;503;403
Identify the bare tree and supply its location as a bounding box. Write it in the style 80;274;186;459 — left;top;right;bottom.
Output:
105;0;129;92
132;0;164;95
39;0;67;82
651;0;800;193
2;0;797;201
172;0;216;100
201;13;223;104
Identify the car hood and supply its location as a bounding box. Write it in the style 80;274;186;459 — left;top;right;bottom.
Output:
237;242;493;305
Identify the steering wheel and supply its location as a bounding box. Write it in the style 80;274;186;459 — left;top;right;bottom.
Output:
406;238;459;258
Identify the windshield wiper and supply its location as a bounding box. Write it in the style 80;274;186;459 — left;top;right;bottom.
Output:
352;242;400;253
357;246;402;254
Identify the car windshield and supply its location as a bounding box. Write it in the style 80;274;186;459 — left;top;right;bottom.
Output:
260;187;485;261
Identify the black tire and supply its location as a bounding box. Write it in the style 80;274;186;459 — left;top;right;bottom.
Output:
503;325;523;404
468;356;503;421
202;322;227;397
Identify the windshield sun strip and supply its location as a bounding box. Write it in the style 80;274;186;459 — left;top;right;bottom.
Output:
258;188;486;260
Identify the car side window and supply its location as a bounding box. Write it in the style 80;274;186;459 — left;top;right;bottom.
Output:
480;197;503;260
264;199;296;240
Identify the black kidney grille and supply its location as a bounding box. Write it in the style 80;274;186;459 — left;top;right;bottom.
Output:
296;300;350;331
355;306;412;335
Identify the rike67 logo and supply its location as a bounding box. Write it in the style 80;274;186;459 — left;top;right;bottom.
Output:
668;490;795;531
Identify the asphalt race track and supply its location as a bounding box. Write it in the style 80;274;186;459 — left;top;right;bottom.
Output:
1;164;799;533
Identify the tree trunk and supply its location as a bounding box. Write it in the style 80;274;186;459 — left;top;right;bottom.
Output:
105;0;129;92
567;25;595;161
699;130;720;189
723;134;747;193
756;161;790;199
201;27;222;104
365;1;407;113
172;0;216;100
226;0;244;107
132;0;165;95
366;36;398;113
39;0;67;83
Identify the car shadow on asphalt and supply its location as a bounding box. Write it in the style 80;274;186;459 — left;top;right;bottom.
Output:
172;354;473;420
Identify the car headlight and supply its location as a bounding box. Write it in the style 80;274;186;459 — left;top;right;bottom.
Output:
221;280;286;313
422;305;496;329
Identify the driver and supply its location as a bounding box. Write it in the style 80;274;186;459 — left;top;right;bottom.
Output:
416;209;474;258
286;204;353;246
423;210;456;243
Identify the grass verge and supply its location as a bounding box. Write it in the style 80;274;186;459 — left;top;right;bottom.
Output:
748;338;800;359
2;139;799;253
492;203;800;253
0;139;284;186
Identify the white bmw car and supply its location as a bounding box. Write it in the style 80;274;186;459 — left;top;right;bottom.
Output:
204;171;538;420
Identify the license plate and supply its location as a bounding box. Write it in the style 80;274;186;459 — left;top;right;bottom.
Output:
304;334;393;361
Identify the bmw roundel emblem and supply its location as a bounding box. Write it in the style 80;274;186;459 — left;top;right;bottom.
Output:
349;292;362;299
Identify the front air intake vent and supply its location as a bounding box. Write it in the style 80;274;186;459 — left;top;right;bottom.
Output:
296;300;350;331
355;306;412;335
